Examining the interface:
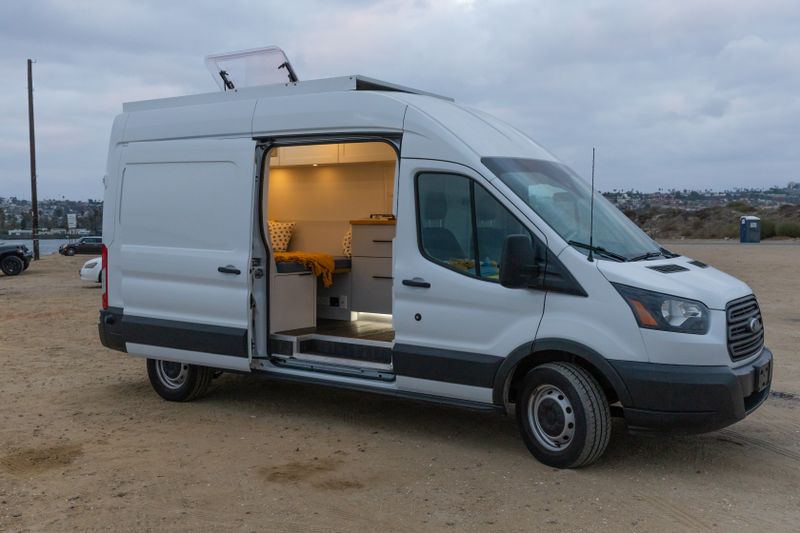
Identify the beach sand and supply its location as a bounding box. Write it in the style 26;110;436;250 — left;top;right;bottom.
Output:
1;244;798;531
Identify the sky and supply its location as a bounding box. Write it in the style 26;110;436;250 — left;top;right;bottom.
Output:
1;0;799;200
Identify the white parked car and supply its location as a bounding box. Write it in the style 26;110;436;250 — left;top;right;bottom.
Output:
80;256;103;283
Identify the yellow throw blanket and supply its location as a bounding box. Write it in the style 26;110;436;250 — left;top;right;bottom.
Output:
274;252;335;287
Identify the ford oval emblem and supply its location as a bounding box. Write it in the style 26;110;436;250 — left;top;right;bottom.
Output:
748;317;762;333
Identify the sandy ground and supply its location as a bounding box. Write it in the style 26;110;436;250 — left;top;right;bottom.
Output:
1;244;799;532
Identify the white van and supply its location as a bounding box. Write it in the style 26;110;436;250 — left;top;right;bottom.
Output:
98;50;772;468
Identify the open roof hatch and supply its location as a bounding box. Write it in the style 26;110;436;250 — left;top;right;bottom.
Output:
205;46;298;91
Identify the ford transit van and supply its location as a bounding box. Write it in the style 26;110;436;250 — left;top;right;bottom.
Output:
98;52;772;467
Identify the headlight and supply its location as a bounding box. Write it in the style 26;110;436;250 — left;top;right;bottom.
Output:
85;261;98;269
612;283;710;334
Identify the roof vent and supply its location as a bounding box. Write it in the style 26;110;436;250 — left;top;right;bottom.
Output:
688;260;709;269
647;264;690;274
205;46;298;91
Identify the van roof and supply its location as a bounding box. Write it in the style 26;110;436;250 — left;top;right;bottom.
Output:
117;75;555;164
122;75;453;112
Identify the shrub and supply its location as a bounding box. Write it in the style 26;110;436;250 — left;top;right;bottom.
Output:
726;201;753;211
776;222;800;238
760;219;776;239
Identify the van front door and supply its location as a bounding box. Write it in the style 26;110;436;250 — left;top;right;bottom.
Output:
117;138;256;371
393;159;546;404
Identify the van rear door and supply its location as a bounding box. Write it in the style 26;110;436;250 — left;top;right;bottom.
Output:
116;138;256;371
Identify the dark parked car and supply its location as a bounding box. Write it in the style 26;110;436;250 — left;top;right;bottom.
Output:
59;236;102;256
0;242;33;276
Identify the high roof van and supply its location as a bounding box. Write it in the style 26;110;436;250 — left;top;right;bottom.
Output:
98;50;772;467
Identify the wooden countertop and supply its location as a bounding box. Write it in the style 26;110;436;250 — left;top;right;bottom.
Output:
350;219;396;226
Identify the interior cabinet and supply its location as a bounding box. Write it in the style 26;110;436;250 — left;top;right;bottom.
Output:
273;142;395;167
338;142;395;164
350;222;395;314
276;144;338;166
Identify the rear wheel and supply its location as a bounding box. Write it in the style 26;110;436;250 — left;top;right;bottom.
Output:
1;255;25;276
65;247;76;256
516;362;611;468
146;359;213;402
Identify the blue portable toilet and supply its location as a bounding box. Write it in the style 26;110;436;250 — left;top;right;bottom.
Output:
740;215;761;243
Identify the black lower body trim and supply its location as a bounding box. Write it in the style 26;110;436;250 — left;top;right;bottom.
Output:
393;343;502;388
299;338;392;364
610;347;773;434
98;308;248;357
99;308;127;352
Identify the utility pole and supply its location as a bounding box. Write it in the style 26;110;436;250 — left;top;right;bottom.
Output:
27;58;40;260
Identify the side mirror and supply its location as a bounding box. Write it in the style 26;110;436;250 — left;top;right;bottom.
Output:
499;234;541;289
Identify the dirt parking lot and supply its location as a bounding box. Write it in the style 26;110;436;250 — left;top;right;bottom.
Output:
1;243;799;532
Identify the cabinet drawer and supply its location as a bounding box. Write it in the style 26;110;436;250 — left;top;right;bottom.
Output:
351;257;392;314
351;225;395;258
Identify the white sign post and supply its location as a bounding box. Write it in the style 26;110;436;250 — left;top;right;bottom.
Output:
67;213;77;232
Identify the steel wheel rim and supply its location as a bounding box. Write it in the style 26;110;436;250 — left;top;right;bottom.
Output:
155;360;189;390
528;384;576;452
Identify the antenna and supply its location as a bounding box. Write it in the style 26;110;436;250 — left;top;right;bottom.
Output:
588;147;596;262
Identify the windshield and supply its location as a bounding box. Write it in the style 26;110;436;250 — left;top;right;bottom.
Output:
482;157;663;260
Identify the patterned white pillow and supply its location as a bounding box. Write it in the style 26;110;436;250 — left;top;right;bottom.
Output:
342;228;352;257
268;220;295;252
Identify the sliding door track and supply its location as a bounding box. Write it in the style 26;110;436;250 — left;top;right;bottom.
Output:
269;356;395;382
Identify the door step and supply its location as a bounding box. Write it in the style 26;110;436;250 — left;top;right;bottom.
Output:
270;334;392;365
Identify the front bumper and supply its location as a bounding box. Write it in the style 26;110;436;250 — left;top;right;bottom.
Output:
610;347;773;434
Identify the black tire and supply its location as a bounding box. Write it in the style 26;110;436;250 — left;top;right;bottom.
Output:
1;255;25;276
65;248;76;256
516;362;611;468
146;359;213;402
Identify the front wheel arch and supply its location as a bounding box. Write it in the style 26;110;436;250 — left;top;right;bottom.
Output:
494;339;632;409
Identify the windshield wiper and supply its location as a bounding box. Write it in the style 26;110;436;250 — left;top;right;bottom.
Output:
629;247;680;262
568;240;627;262
629;251;663;262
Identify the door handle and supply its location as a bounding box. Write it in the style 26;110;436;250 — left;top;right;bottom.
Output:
218;265;241;275
402;278;430;288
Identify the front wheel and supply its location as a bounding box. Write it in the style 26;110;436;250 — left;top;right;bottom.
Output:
65;248;76;256
146;359;213;402
516;362;611;468
1;255;25;276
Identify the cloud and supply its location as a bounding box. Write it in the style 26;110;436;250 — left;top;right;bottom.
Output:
1;0;799;199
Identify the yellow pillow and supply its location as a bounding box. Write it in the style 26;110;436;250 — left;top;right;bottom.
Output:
268;220;295;252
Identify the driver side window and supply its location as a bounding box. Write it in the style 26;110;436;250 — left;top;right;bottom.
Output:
416;172;535;281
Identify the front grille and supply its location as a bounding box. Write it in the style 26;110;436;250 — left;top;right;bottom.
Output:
726;295;764;361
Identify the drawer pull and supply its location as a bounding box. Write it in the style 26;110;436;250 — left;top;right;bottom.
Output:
372;239;393;243
372;275;393;280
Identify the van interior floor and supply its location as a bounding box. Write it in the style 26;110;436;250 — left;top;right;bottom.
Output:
277;318;395;342
270;317;394;367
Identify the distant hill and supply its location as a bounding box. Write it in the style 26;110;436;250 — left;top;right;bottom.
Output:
625;203;800;240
